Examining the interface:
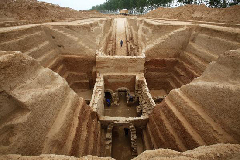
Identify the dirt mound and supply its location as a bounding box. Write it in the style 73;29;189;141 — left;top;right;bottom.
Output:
0;0;105;24
145;5;240;24
133;144;240;160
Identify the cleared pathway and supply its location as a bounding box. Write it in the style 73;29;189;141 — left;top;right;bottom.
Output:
115;18;128;56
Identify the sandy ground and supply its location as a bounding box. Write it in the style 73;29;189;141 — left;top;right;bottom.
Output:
0;0;105;24
75;90;93;101
150;90;167;98
1;1;240;159
112;126;134;160
115;18;128;56
104;92;137;117
145;4;240;24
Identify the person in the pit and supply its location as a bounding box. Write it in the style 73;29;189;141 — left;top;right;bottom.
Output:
106;98;111;107
120;40;123;47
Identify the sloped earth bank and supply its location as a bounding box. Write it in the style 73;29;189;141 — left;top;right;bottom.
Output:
145;4;240;24
1;1;240;160
1;16;240;159
1;144;240;160
0;0;105;26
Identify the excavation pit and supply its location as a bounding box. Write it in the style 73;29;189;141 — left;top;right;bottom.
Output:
102;75;138;117
0;12;240;160
104;91;138;117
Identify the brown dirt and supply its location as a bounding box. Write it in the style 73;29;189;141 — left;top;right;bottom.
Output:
144;4;240;24
0;0;105;24
133;143;240;160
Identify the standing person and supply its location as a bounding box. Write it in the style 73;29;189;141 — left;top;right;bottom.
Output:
120;40;123;47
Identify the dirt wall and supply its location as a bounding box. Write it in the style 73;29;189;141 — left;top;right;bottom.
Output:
180;49;240;142
96;56;145;74
104;75;136;92
0;51;101;157
145;49;240;153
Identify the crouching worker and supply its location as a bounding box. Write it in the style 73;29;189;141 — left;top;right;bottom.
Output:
106;98;111;107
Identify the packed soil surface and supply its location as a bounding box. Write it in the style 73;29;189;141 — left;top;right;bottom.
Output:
115;18;128;56
0;0;105;24
1;1;240;25
145;4;240;24
104;91;137;117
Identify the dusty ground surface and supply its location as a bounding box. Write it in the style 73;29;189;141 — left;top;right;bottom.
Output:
1;1;240;160
133;143;240;160
104;92;137;117
145;4;240;24
0;51;101;157
115;18;128;56
0;155;114;160
0;0;105;25
112;126;134;160
1;144;240;160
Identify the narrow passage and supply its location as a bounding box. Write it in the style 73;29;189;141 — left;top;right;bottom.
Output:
112;126;133;160
115;18;128;56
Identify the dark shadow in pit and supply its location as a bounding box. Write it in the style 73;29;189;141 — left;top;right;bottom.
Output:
112;126;134;160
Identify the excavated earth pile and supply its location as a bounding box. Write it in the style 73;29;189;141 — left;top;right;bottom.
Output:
0;0;105;27
1;2;240;160
145;4;240;24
